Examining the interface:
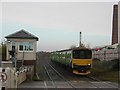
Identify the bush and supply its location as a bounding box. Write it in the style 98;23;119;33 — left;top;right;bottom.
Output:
111;59;119;71
92;59;119;71
2;43;6;60
91;59;119;82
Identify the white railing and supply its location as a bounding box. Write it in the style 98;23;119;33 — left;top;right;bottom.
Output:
16;68;27;85
0;67;27;89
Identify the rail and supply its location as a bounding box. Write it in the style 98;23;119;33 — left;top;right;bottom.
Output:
86;75;101;81
43;65;57;88
47;62;75;88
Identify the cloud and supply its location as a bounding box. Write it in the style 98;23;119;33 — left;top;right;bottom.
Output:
1;0;119;2
2;2;115;51
3;2;113;36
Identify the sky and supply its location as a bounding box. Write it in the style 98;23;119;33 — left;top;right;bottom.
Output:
0;0;119;52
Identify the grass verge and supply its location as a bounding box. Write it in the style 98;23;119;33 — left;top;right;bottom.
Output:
91;68;119;82
91;59;119;83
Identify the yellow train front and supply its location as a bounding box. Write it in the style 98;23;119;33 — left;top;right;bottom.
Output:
51;48;92;75
72;48;92;75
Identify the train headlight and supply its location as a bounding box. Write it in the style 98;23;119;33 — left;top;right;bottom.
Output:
87;64;91;66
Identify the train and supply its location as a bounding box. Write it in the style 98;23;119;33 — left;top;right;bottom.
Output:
50;47;92;75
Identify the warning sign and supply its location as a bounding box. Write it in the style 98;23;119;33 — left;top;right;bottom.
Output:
0;72;7;82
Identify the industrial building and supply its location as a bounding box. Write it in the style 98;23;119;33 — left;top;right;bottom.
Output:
112;5;118;45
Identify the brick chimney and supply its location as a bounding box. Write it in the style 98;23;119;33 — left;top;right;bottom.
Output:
112;5;118;45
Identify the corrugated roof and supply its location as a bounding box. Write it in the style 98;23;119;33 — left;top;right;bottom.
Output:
5;29;39;41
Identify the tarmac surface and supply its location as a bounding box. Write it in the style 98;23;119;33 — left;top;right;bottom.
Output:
18;80;119;89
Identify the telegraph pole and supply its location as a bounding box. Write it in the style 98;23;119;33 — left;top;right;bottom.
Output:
79;32;82;47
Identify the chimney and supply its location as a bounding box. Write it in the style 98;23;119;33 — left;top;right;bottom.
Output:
112;5;118;45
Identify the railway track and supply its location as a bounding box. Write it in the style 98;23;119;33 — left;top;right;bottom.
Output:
86;75;101;81
43;62;75;88
43;62;102;89
19;56;118;89
50;61;100;82
43;65;56;88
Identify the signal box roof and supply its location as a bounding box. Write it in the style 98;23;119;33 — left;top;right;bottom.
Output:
5;29;39;41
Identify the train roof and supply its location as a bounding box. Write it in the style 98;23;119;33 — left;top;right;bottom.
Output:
52;47;91;53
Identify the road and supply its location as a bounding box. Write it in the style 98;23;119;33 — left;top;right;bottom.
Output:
18;81;118;89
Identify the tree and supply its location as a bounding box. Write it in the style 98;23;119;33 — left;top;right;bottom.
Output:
86;43;91;49
0;45;1;55
80;43;86;48
1;42;6;60
70;45;76;49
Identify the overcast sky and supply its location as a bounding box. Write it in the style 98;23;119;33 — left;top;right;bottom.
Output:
1;1;119;52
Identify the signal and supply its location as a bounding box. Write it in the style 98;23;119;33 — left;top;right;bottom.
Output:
8;50;15;57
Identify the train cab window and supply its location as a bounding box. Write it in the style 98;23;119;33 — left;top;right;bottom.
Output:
73;49;92;59
86;50;92;59
79;51;85;59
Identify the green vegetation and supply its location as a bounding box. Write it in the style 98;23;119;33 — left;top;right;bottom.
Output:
51;52;72;65
2;43;7;60
0;42;7;60
91;59;119;82
0;46;1;55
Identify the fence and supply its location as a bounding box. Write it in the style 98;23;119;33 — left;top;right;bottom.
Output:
92;48;119;61
0;67;27;89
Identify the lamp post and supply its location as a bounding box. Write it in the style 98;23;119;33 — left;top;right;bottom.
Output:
104;48;106;61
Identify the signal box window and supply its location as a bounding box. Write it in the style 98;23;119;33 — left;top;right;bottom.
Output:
19;42;23;51
12;42;16;50
19;42;33;52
